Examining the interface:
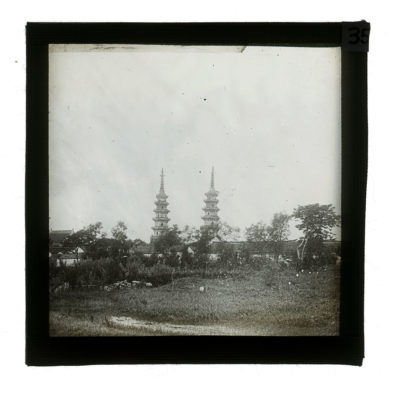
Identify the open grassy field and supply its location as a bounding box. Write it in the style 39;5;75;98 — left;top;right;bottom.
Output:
49;264;340;336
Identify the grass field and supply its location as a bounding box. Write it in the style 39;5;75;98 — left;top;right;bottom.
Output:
49;263;340;336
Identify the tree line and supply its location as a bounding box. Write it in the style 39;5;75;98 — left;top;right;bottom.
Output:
52;203;340;265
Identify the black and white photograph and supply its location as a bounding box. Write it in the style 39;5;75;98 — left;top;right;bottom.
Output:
48;43;342;336
3;0;398;396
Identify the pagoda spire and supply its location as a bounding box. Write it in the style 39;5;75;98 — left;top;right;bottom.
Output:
201;167;220;236
160;168;165;193
151;168;170;241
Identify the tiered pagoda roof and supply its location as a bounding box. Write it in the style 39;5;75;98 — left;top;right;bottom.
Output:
201;167;220;234
151;169;170;240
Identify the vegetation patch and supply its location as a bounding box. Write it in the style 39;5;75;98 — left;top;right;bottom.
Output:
50;262;339;336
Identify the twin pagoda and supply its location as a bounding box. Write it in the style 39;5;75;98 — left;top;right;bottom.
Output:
151;167;220;241
152;169;170;239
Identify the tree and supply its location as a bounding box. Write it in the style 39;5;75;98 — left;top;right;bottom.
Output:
245;221;269;252
180;246;193;266
245;221;269;242
111;221;128;242
195;227;213;255
153;225;182;254
110;221;129;259
62;222;105;258
217;243;236;263
217;221;241;241
91;237;114;260
180;225;199;244
267;213;291;260
132;238;147;247
292;204;340;264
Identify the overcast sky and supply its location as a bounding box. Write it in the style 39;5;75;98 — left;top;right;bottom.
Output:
49;44;341;242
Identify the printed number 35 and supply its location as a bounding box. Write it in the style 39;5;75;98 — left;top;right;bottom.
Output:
348;27;369;45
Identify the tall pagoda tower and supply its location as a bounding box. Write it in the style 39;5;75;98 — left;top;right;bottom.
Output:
201;167;220;236
151;168;170;241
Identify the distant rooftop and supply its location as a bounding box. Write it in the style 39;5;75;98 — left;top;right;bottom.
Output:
49;229;73;244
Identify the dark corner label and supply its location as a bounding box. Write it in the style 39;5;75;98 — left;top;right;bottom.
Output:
342;21;371;52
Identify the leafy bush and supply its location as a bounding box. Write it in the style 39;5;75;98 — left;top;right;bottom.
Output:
101;258;124;284
49;259;66;291
49;250;298;290
50;258;123;288
125;257;148;281
164;253;181;268
299;239;339;270
64;266;79;288
180;247;193;266
147;264;176;286
142;253;159;267
191;254;209;270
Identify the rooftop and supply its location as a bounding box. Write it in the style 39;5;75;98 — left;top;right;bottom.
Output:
49;230;73;244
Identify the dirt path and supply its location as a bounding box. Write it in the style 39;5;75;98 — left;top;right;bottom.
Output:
105;315;267;335
50;311;337;336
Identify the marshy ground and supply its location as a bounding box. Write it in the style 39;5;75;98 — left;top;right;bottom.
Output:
50;263;340;336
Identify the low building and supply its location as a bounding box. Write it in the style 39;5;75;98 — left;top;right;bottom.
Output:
129;242;154;257
53;247;85;267
57;253;79;267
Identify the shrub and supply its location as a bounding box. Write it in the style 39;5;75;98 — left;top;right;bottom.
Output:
219;245;236;263
298;240;339;270
145;253;159;267
147;264;176;286
191;254;208;270
49;259;66;291
125;257;148;281
99;258;123;284
64;265;79;288
246;257;266;271
165;252;181;268
180;247;193;266
56;258;123;288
